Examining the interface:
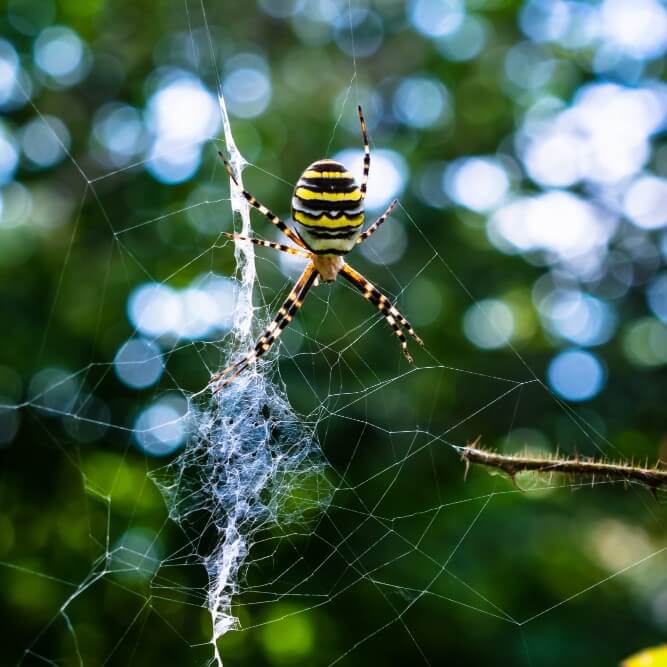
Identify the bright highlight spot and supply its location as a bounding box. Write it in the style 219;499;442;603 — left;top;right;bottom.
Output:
393;76;451;129
0;126;18;185
0;40;19;106
128;284;183;339
145;71;220;183
547;349;606;402
600;0;667;60
258;0;305;18
538;289;617;346
520;0;667;59
436;15;487;62
505;42;555;91
623;174;667;230
33;26;86;83
134;396;187;457
463;299;515;350
146;140;202;184
408;0;464;38
93;103;146;167
180;288;222;339
146;72;220;144
488;191;615;268
334;9;384;58
223;54;272;119
127;276;237;341
445;157;509;212
21;115;70;168
332;148;407;211
518;83;667;187
647;274;667;323
114;338;164;389
0;181;32;228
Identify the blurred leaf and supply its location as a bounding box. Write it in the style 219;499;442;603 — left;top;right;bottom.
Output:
623;646;667;667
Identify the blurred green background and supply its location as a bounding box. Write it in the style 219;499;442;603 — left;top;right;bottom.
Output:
1;0;667;665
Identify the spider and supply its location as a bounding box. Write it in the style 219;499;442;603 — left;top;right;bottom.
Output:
211;106;423;389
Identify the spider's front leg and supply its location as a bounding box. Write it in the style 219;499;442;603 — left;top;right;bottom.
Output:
222;232;311;259
218;151;307;250
210;262;318;391
339;263;423;362
357;105;371;199
356;199;398;246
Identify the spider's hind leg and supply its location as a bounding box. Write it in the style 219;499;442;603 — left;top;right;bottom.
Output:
210;262;318;391
339;263;423;361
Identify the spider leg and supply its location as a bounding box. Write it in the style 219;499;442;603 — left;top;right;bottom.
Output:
356;199;399;245
210;262;318;390
357;105;370;199
218;151;307;249
339;263;424;361
222;232;311;259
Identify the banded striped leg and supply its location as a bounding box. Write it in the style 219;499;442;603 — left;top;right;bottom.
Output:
210;263;318;390
219;152;307;249
356;199;399;245
357;105;370;199
340;263;424;361
222;232;311;259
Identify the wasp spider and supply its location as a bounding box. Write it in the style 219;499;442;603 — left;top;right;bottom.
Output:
211;106;423;389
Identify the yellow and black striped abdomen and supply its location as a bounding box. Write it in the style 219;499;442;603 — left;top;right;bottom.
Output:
291;159;364;254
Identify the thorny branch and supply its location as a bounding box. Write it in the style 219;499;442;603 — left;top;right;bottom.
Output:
459;439;667;492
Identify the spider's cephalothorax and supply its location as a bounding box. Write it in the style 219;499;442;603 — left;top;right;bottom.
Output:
211;106;423;390
292;159;364;256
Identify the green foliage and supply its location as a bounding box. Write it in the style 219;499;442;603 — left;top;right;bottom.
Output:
1;0;666;665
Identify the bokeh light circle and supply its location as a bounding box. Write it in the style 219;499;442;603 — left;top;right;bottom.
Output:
332;148;408;212
128;283;183;340
0;126;19;185
547;349;606;402
463;299;515;349
223;55;272;119
258;0;305;19
133;396;187;457
334;9;384;58
33;26;87;84
538;289;617;346
623;174;667;230
623;318;667;367
20;115;70;168
0;39;20;106
647;274;667;323
93;103;146;166
408;0;464;38
114;338;165;389
435;15;487;62
445;157;509;212
393;77;452;129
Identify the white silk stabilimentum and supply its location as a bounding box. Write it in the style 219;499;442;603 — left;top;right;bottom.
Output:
151;91;331;667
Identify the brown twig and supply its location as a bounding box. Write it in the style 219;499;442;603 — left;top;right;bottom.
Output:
458;439;667;491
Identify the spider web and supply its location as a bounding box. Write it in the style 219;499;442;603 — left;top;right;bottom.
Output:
3;1;667;666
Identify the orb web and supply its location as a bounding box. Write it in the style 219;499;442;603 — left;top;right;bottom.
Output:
2;1;667;666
